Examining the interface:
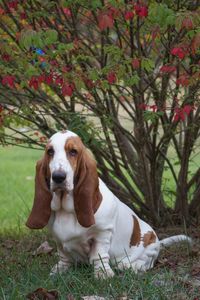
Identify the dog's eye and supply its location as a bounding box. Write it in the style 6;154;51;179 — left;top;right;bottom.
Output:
69;149;78;157
47;148;54;156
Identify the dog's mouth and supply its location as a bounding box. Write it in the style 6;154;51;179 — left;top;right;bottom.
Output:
50;179;73;194
52;185;68;193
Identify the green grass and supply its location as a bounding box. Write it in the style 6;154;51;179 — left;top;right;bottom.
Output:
162;151;200;207
1;231;199;300
0;146;42;230
0;146;200;299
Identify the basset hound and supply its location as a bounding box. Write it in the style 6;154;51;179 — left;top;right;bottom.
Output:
26;130;191;279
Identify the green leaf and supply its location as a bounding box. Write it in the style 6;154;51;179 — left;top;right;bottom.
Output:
19;29;37;49
44;30;58;45
104;45;123;62
90;0;102;9
141;58;154;72
74;78;85;90
24;65;40;77
143;111;163;123
57;43;74;53
125;75;139;86
148;3;175;29
88;69;99;81
32;33;44;48
101;80;109;90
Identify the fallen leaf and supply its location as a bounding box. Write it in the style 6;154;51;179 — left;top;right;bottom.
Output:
26;287;59;299
33;241;54;256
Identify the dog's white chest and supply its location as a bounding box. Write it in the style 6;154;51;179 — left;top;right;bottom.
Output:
51;210;85;241
50;209;95;261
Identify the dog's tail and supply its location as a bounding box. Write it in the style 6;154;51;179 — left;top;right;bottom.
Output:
160;235;192;248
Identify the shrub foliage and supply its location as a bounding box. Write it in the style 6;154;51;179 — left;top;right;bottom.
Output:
0;0;200;225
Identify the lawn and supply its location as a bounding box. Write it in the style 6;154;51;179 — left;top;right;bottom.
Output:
0;146;42;230
0;146;200;299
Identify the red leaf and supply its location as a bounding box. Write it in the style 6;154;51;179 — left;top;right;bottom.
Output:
125;11;134;20
50;60;59;67
107;71;117;84
131;58;140;69
62;65;72;73
45;74;53;85
150;105;157;112
98;13;114;31
62;82;75;97
183;104;193;116
107;6;119;19
29;77;39;90
176;74;189;87
160;65;176;73
134;4;148;18
1;53;11;62
171;47;186;60
139;103;148;111
84;78;95;89
55;75;64;86
62;7;71;16
173;106;192;122
181;17;194;30
37;74;45;84
2;75;15;89
173;109;181;122
8;0;18;10
0;7;5;14
20;12;27;20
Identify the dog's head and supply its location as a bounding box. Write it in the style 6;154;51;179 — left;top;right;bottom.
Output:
26;130;102;229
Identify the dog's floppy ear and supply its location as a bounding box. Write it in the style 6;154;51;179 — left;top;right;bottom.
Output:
73;147;102;228
26;157;52;229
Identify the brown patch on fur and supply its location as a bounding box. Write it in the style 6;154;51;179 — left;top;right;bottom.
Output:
65;137;80;171
26;150;52;229
130;215;141;247
65;136;102;228
142;231;157;247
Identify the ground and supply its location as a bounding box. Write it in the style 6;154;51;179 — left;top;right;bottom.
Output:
0;145;200;299
0;226;200;300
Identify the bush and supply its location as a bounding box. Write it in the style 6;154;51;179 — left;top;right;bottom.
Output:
0;0;200;225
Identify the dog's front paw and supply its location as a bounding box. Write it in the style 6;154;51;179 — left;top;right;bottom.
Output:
94;267;114;279
50;260;70;276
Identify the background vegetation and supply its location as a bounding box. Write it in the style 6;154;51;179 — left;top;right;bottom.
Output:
0;0;200;225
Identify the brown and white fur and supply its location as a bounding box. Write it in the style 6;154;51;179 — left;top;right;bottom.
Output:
26;130;191;279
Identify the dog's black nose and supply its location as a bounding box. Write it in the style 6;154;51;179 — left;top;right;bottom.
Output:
52;171;66;184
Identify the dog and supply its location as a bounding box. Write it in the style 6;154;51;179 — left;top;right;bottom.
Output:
26;130;191;278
